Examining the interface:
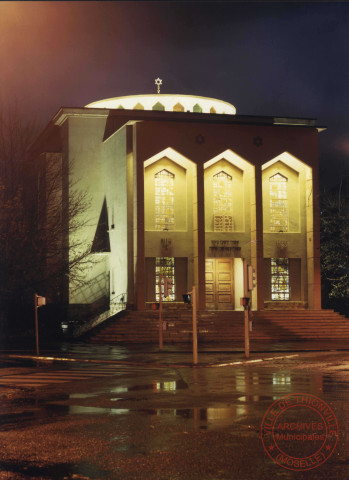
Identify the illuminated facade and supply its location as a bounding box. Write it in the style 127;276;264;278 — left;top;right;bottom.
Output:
29;93;324;323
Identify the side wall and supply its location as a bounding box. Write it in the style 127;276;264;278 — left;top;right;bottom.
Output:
103;127;129;305
67;116;110;306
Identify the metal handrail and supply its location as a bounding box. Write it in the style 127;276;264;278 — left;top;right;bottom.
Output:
71;292;128;338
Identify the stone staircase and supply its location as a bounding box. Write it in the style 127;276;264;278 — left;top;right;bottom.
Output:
87;308;349;344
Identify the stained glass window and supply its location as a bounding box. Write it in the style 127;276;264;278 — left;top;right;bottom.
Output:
213;171;233;232
270;173;288;232
155;169;174;231
173;102;184;112
271;258;290;300
155;257;175;301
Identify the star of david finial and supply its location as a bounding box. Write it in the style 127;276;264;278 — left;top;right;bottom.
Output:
155;77;162;94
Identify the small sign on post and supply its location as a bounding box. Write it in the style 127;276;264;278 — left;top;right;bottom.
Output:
34;294;46;356
184;287;198;365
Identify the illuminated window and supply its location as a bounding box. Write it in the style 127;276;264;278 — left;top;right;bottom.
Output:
152;101;165;111
155;169;174;231
271;258;289;300
213;171;233;232
155;257;175;301
173;102;184;112
270;173;288;232
193;103;202;113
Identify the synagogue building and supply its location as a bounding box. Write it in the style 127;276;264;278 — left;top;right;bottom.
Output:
29;90;326;336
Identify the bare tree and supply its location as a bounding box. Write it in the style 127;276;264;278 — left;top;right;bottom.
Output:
0;101;38;192
0;102;95;336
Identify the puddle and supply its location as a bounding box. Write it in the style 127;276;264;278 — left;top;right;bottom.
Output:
0;460;110;479
323;375;349;391
237;395;276;402
110;386;129;394
69;393;99;399
139;405;248;426
0;411;36;429
273;372;292;385
110;379;188;394
68;405;130;415
110;396;148;402
43;403;130;416
41;403;247;427
128;379;188;392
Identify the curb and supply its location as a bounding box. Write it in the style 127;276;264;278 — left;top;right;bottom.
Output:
0;353;299;369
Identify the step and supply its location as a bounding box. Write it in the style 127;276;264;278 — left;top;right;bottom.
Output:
87;308;349;344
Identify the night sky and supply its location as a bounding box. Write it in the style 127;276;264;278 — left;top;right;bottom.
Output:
1;1;348;187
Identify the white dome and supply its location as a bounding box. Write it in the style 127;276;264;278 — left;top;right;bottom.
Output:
85;94;236;115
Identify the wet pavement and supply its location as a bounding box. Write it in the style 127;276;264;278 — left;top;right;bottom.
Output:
0;343;349;479
1;339;349;368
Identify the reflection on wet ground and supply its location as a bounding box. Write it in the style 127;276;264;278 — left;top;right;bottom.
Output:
139;406;250;427
69;405;130;415
41;403;251;429
1;358;349;479
36;401;249;430
2;367;344;429
237;395;277;402
130;379;188;391
69;392;99;399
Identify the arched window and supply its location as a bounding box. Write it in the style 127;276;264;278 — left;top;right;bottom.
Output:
155;169;175;230
269;173;288;232
213;171;233;232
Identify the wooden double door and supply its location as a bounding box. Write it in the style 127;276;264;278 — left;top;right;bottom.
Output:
205;258;234;310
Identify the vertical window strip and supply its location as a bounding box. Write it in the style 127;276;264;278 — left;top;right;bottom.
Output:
269;173;288;232
271;258;290;300
155;169;174;231
155;257;175;301
213;171;233;232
